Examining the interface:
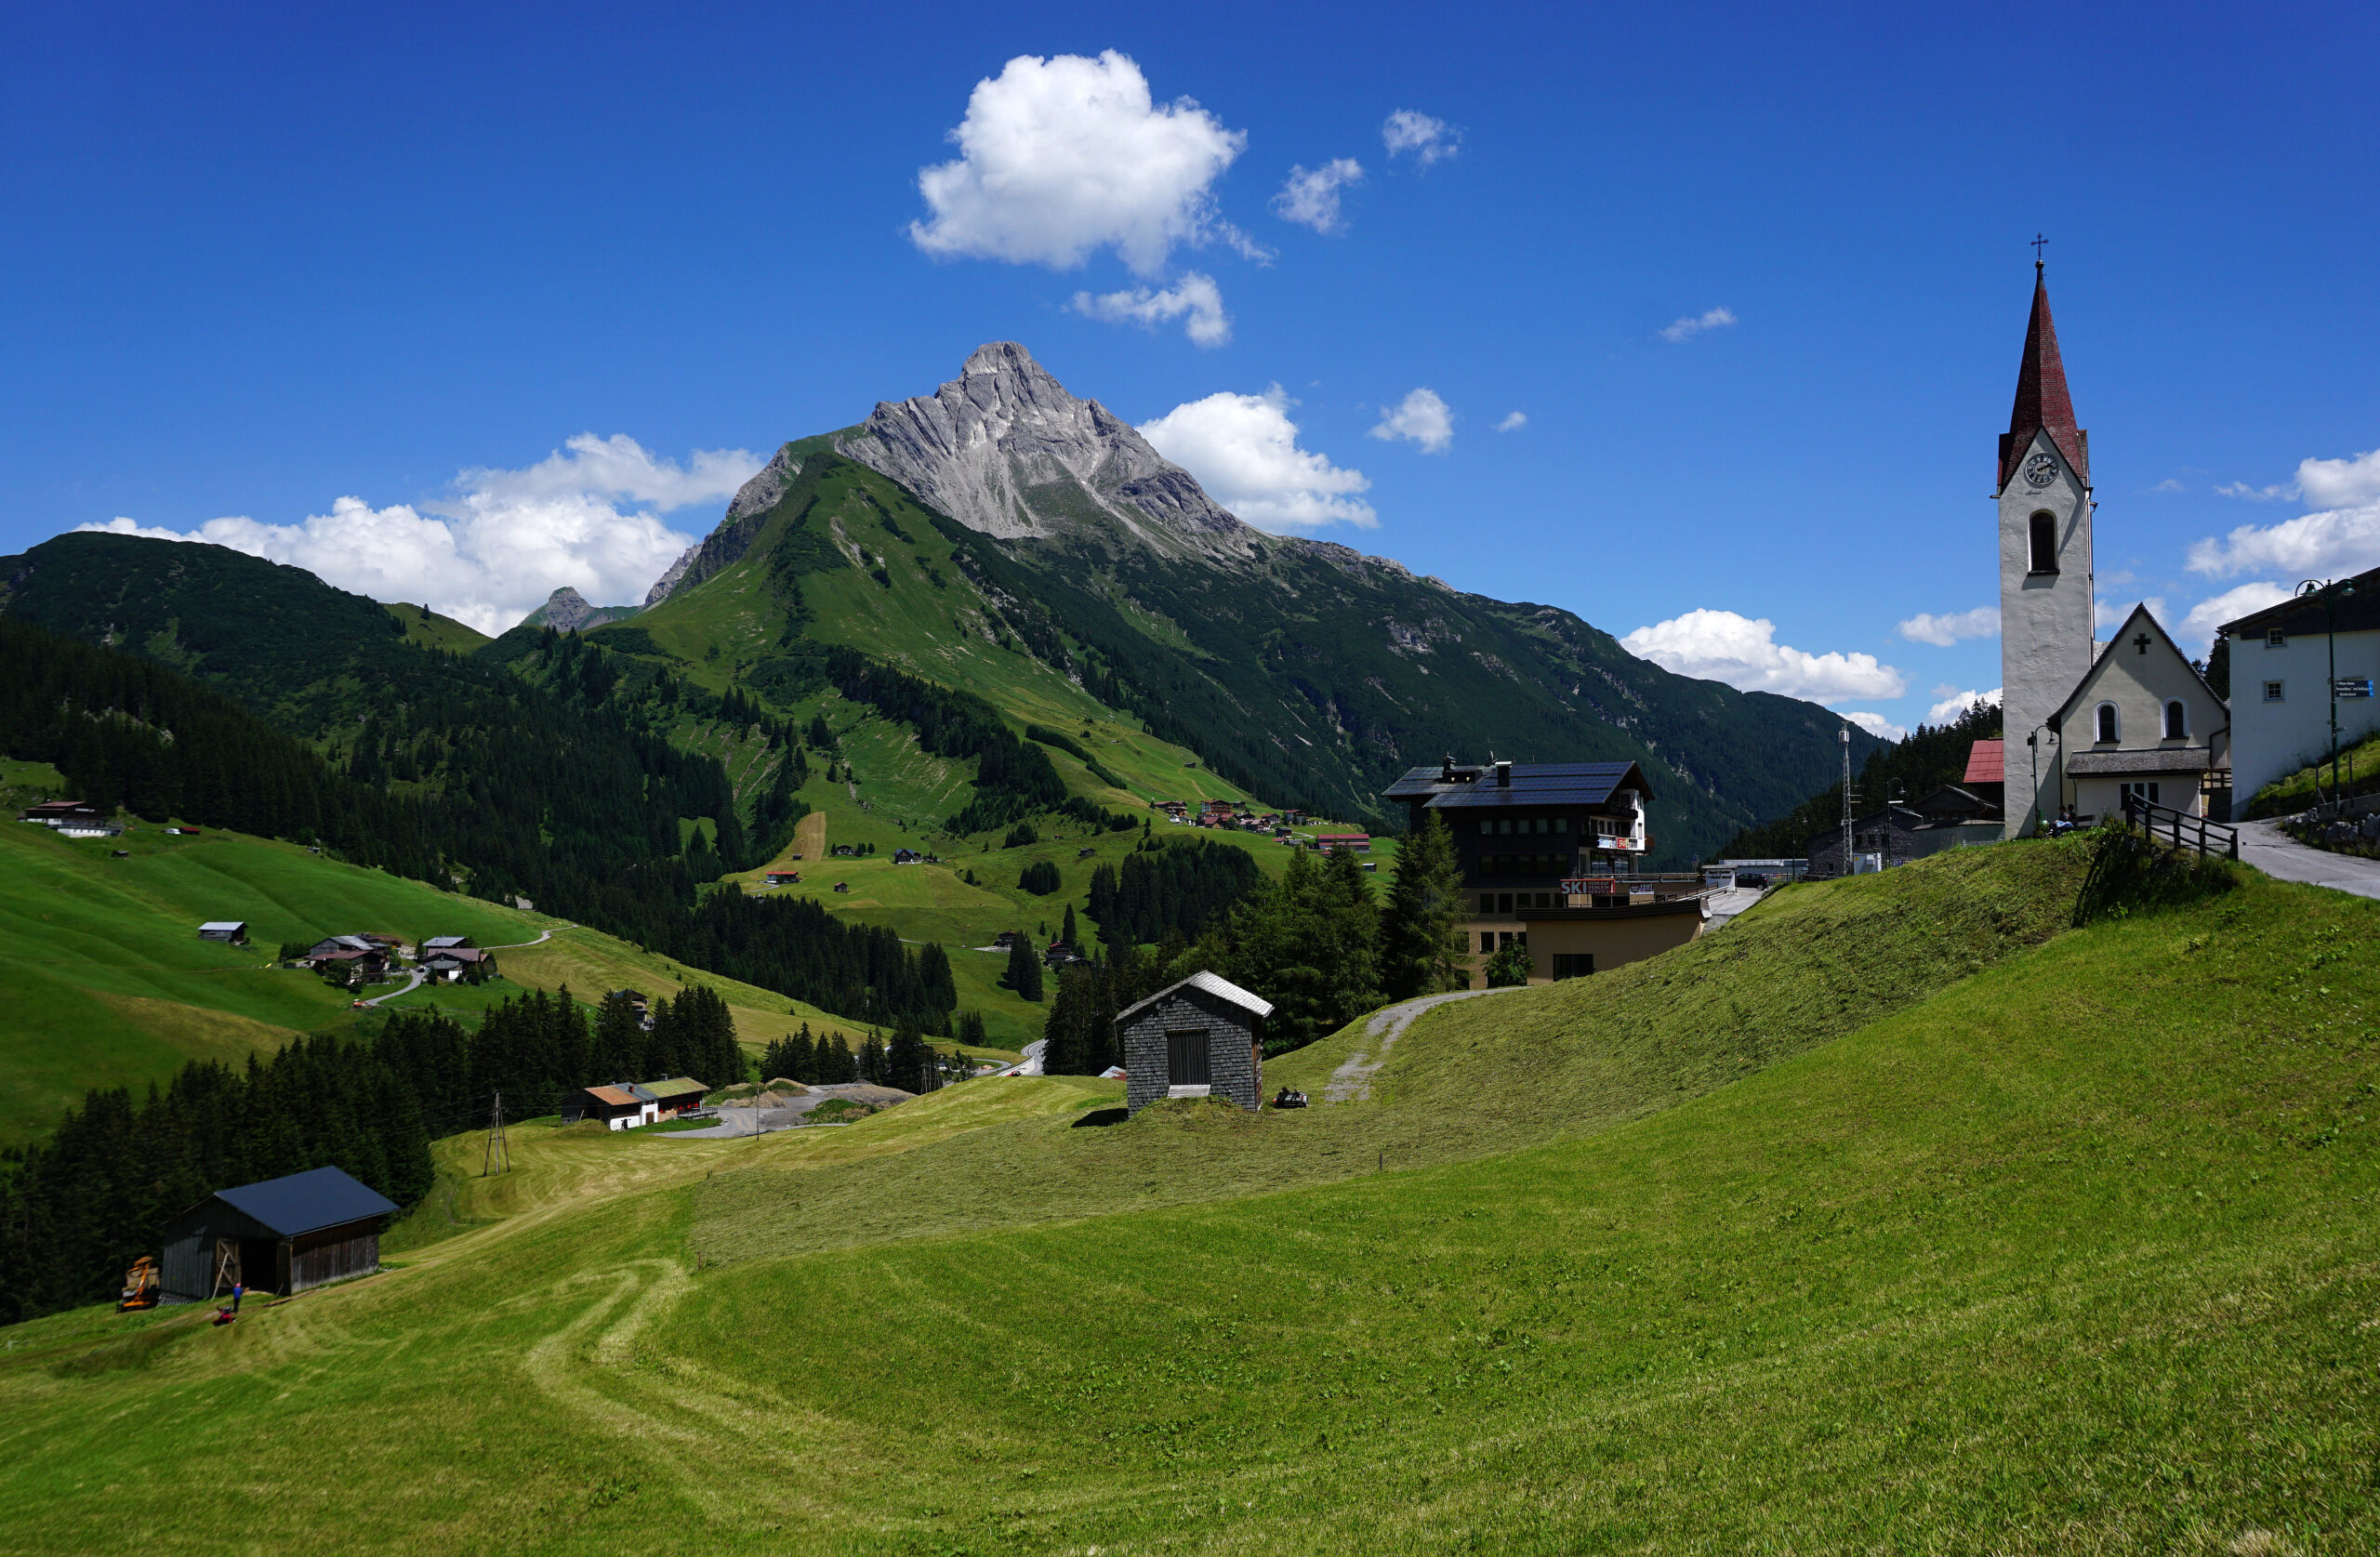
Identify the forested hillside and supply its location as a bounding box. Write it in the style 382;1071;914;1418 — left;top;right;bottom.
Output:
1720;699;2005;857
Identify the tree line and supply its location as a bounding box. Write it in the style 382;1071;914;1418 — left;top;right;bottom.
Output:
1719;700;2004;860
1043;818;1471;1072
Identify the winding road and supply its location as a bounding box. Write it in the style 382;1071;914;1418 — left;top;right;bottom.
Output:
360;923;573;1007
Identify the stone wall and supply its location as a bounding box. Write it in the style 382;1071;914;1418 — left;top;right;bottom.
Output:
1120;988;1261;1114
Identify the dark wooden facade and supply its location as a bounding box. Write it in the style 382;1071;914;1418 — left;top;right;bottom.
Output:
158;1166;397;1302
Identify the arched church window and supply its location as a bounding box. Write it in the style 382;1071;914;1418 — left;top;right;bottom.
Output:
2029;511;2058;574
2095;703;2119;744
2163;700;2188;740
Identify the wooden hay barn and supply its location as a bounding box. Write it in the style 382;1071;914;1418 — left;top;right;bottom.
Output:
160;1166;398;1302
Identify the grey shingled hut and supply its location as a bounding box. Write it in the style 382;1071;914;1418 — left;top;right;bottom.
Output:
160;1166;398;1302
1117;971;1275;1115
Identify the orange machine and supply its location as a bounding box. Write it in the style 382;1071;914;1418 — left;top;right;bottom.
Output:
116;1256;161;1311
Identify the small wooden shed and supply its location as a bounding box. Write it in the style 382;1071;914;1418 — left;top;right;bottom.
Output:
1117;971;1275;1115
160;1166;397;1302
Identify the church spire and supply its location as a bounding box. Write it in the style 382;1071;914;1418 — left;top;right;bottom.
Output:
1998;262;2089;492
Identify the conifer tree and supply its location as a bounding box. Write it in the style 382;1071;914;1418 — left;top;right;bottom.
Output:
1379;812;1472;999
1004;933;1044;1002
1061;903;1078;948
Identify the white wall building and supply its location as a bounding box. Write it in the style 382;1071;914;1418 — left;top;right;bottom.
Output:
2220;574;2380;816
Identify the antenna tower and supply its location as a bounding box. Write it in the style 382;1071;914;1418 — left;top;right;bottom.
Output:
1840;727;1860;877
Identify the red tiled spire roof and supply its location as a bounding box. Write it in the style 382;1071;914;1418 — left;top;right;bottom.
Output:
1997;264;2089;492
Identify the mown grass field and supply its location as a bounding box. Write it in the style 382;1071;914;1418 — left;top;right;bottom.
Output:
0;814;889;1141
0;818;543;1141
5;836;2374;1551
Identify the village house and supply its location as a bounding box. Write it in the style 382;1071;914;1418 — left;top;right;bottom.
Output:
159;1165;397;1302
1313;832;1371;853
571;1075;707;1128
763;870;801;886
420;935;475;955
20;800;105;826
2219;568;2380;816
1117;971;1272;1115
422;947;497;983
197;920;250;943
1385;757;1704;983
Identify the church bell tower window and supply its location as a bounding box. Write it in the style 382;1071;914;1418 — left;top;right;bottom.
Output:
2095;703;2119;744
2029;511;2058;574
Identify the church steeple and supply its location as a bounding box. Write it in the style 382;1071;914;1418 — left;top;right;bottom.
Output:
1998;263;2089;492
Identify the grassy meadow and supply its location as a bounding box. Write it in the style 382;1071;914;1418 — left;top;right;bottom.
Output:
0;811;896;1140
5;834;2375;1550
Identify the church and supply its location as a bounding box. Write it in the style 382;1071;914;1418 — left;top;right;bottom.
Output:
1996;261;2230;836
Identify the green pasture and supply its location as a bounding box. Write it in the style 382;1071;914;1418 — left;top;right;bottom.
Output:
381;601;491;656
6;834;2377;1550
0;821;547;1141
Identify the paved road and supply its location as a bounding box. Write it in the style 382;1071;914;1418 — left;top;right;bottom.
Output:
992;1038;1048;1077
1702;886;1768;929
360;924;570;1008
2236;820;2380;902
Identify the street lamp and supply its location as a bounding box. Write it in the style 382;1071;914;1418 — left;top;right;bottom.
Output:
2297;577;2362;807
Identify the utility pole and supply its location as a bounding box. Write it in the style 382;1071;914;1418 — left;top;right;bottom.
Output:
1839;726;1857;877
482;1089;509;1177
2300;577;2363;807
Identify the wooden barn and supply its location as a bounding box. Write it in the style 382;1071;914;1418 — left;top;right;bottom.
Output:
1117;971;1275;1115
160;1166;398;1302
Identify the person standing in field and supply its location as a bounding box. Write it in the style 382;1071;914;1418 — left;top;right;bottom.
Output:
231;1279;245;1314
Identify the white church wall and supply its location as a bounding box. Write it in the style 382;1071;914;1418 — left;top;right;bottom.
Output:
2001;428;2096;835
2228;625;2380;816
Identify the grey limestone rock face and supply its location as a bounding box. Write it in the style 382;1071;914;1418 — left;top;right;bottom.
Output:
535;587;599;633
641;544;700;607
834;342;1257;561
641;444;805;607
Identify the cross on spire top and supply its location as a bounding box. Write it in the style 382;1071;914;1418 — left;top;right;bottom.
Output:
2031;233;2048;273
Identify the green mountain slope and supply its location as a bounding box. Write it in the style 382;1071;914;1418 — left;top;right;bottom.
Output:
2;837;2369;1550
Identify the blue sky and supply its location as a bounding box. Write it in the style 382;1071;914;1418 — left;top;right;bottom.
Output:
5;2;2375;738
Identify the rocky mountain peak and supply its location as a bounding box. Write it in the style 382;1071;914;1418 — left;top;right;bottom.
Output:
521;585;641;634
834;342;1256;557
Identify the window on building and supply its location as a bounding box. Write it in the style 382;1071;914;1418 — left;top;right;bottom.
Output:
2029;510;2058;574
1554;816;1569;833
2267;627;2286;648
1166;1030;1210;1087
2264;680;2285;702
1479;930;1494;953
2163;699;2188;740
1480;820;1493;834
1478;894;1494;915
1552;954;1595;981
1497;892;1514;914
2120;781;2162;806
1498;930;1516;949
2095;703;2119;743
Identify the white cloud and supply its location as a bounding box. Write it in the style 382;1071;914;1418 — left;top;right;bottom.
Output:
1139;386;1374;531
1496;412;1527;433
1620;609;1907;702
2095;596;2169;635
1382;109;1459;165
1368;388;1454;454
2301;447;2380;509
78;434;756;636
2188;449;2380;580
1069;272;1231;347
908;50;1245;276
1660;306;1738;343
2215;480;2297;501
1897;605;2000;647
1925;687;2001;725
2145;478;2187;494
2179;581;2293;645
1271;158;1363;233
1841;711;1908;741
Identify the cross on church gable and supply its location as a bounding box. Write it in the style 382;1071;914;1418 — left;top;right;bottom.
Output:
2134;632;2151;656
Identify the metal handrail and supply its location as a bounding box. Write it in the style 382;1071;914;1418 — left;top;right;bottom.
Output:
2121;792;2239;860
